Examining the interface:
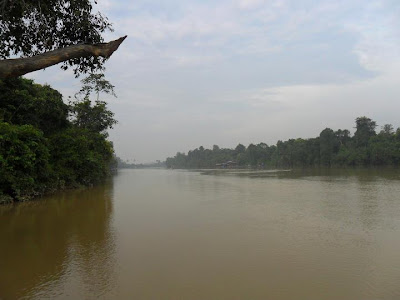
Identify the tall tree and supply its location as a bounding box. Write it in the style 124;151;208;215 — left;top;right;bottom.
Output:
70;74;117;135
0;0;126;78
380;124;394;135
335;129;351;146
234;143;246;155
319;128;337;166
354;116;377;147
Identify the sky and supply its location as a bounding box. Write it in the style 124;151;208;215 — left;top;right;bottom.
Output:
27;0;400;163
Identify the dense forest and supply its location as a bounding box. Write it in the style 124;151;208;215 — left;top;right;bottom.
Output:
166;117;400;169
0;1;127;204
0;77;117;203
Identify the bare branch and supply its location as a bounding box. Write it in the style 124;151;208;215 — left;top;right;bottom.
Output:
0;36;127;78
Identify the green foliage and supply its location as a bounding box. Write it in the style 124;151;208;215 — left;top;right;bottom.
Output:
0;123;50;201
335;129;351;146
49;128;114;186
70;98;117;134
354;116;377;147
75;73;116;100
319;128;338;166
0;78;69;134
0;0;113;75
0;77;116;202
369;130;400;165
69;74;117;135
166;117;400;169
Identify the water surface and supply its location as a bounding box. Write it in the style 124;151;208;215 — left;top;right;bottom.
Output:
1;169;400;299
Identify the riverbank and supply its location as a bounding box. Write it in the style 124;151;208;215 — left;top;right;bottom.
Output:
0;78;116;204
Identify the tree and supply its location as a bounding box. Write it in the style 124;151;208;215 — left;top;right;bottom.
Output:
70;99;117;134
0;0;126;78
291;138;308;166
380;124;394;135
70;74;117;134
245;143;258;166
354;116;377;147
0;78;69;134
49;127;114;185
276;140;293;167
75;73;116;100
0;77;117;201
0;123;50;202
335;129;351;146
234;143;246;155
319;128;338;166
165;116;400;169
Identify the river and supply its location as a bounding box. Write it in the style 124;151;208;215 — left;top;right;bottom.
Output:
1;168;400;299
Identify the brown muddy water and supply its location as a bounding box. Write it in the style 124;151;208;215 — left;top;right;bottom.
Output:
1;168;400;299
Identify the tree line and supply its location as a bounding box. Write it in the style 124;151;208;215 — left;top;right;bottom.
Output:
115;157;166;169
0;77;117;203
166;117;400;169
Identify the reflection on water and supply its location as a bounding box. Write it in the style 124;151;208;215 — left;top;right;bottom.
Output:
1;169;400;299
0;182;115;299
201;167;400;180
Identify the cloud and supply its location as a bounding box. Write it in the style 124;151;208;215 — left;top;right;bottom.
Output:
24;0;400;162
109;64;400;162
345;2;400;72
238;0;266;9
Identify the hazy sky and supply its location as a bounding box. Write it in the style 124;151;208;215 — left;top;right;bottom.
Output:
27;0;400;163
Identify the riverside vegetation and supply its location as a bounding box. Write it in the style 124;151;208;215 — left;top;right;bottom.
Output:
0;1;126;204
0;77;117;203
166;117;400;169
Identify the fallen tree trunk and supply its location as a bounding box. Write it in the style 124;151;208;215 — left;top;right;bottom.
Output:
0;36;127;78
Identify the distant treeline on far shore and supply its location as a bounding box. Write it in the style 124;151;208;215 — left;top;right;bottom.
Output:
166;117;400;169
115;157;165;169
